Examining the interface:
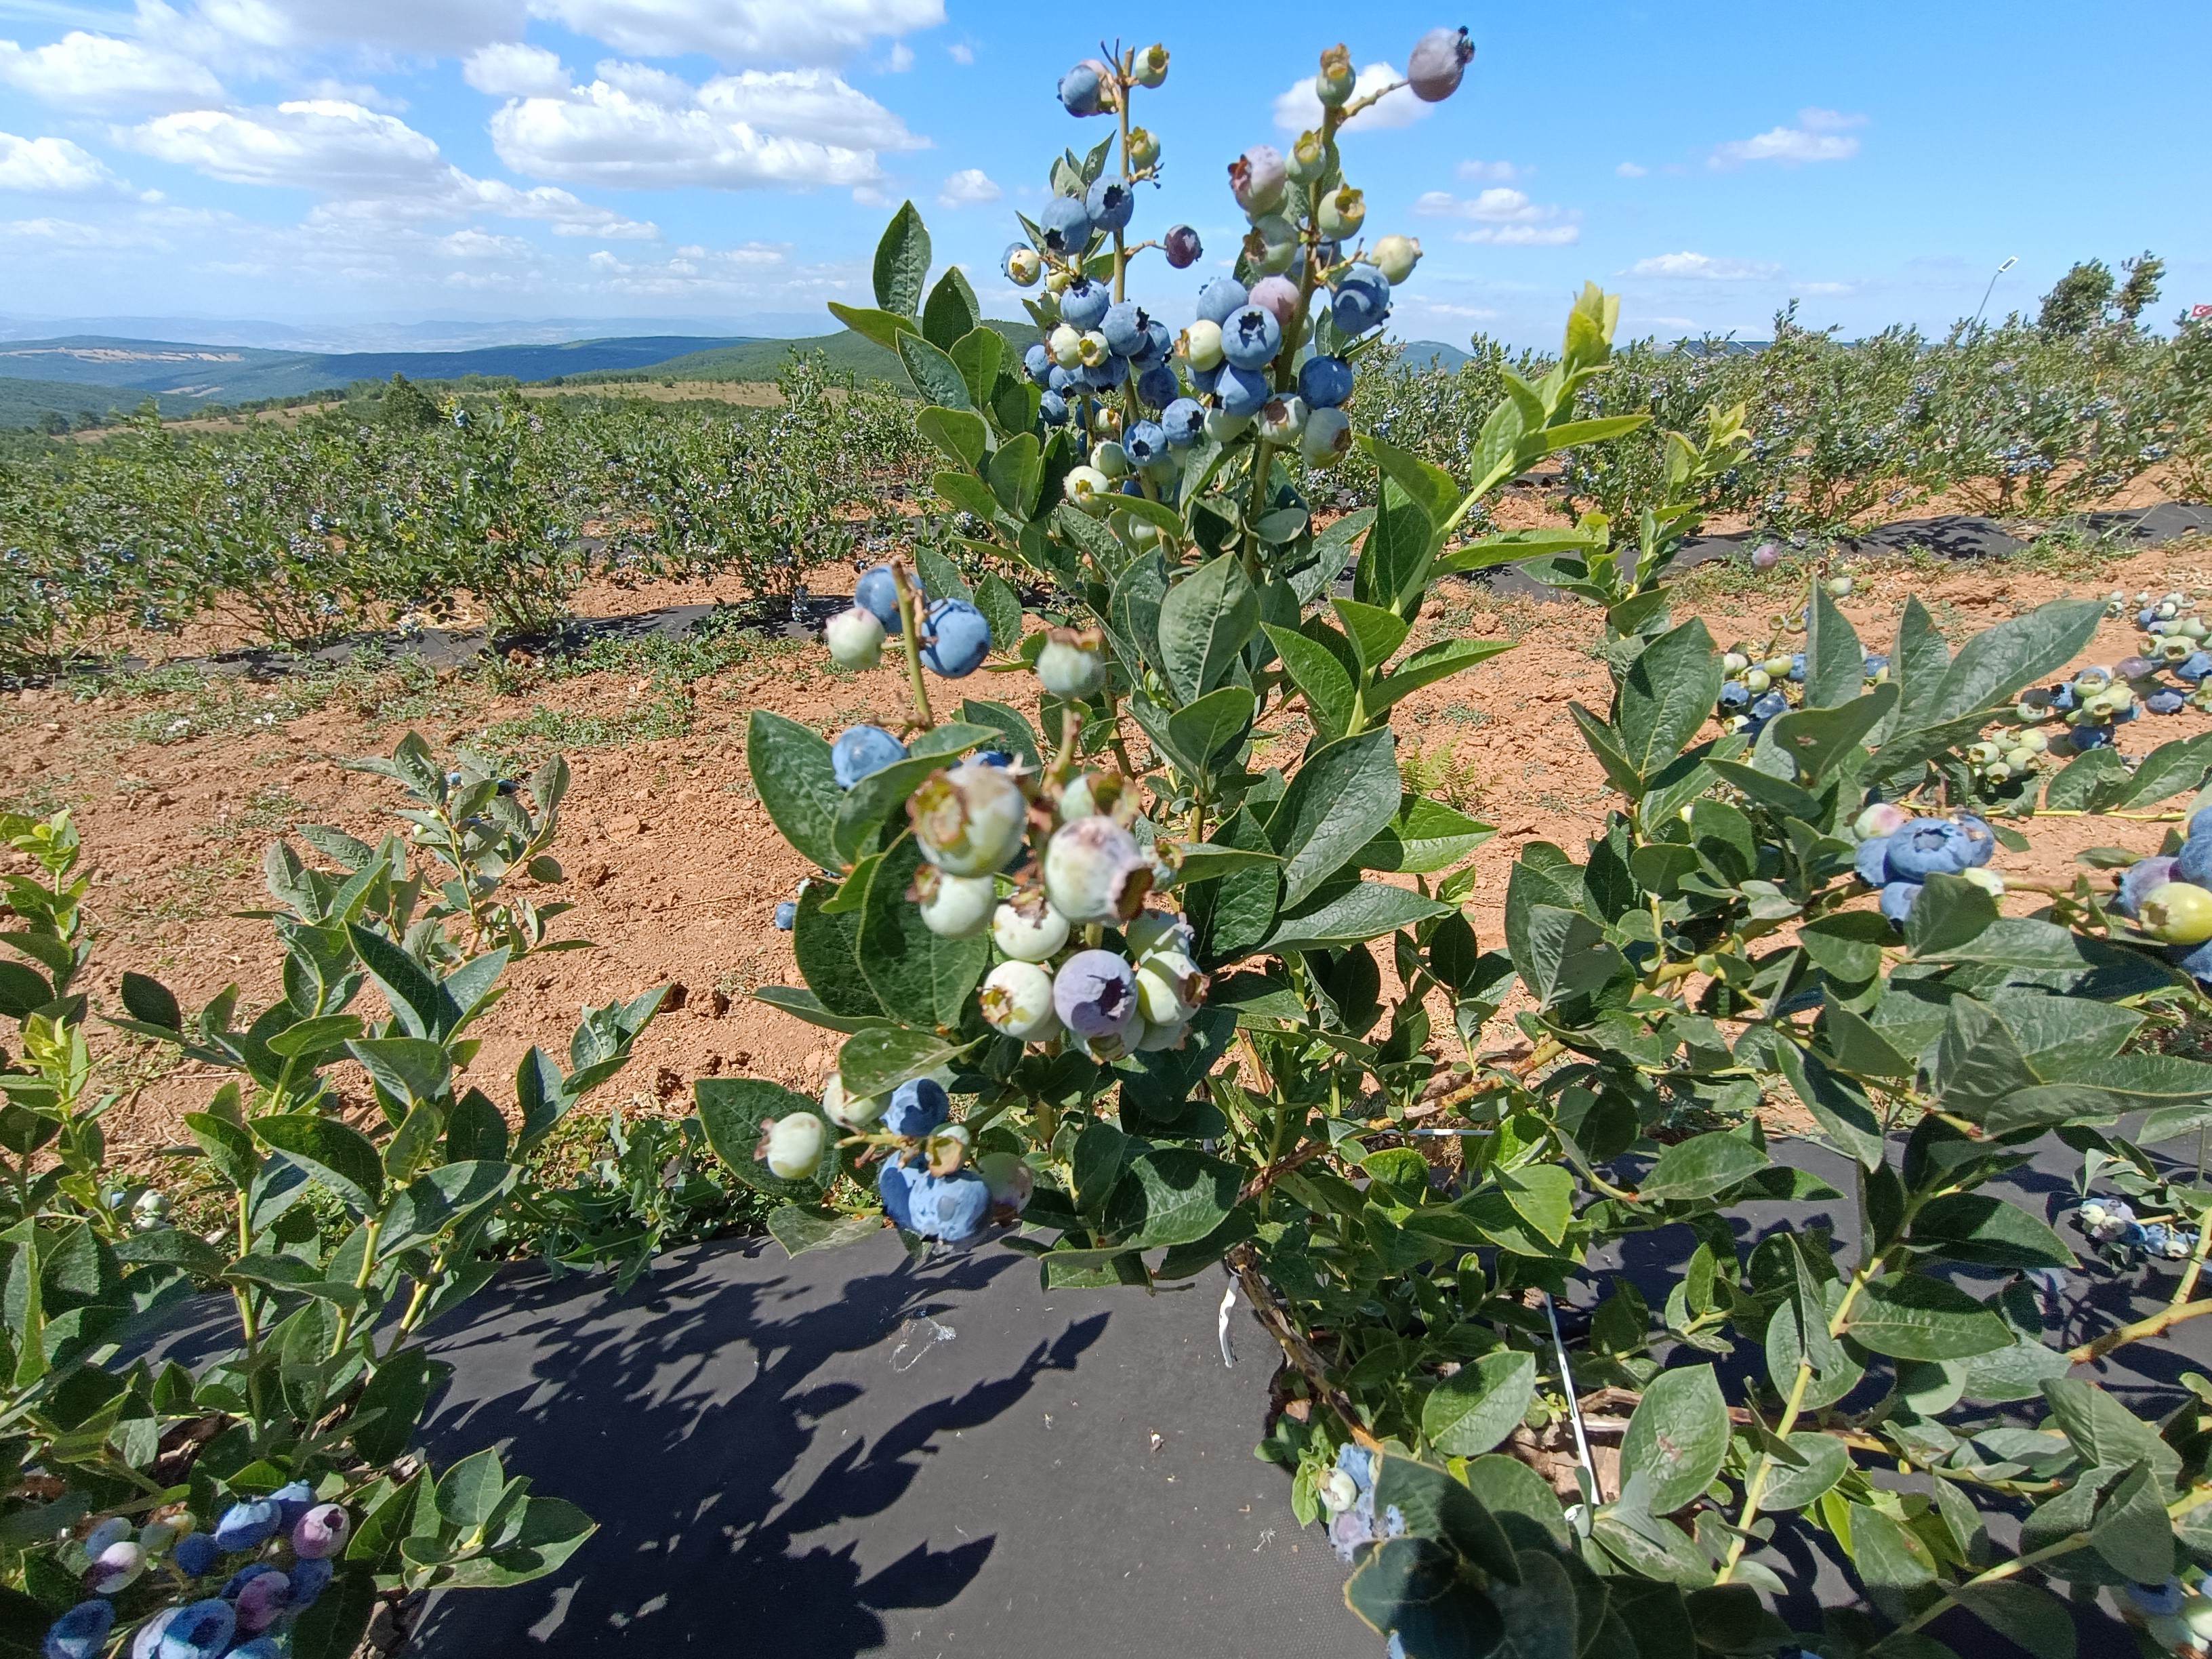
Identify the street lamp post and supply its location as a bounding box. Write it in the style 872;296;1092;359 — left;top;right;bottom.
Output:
1973;255;2019;327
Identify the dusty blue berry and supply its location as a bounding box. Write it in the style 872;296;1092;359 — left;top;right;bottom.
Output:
155;1600;236;1659
1124;421;1168;466
43;1601;113;1659
2181;651;2212;683
773;901;797;930
270;1481;314;1526
1863;653;1889;675
1023;342;1052;384
211;1500;281;1553
172;1532;218;1578
1084;354;1128;391
921;598;992;678
1161;399;1205;446
853;565;904;634
1880;880;1922;927
883;1078;950;1139
1951;813;1996;867
911;1169;991;1242
1887;818;1971;879
1085;178;1134;232
287;1557;333;1611
1717;681;1748;710
1040;195;1092;257
1214;365;1271;418
1298;355;1354;409
1136;362;1181;408
1788;653;1806;683
1330;266;1391;334
878;1158;923;1229
1057;62;1107;117
831;725;907;790
2071;724;2115;750
2177;835;2212;887
1128;319;1174;367
1061;278;1110;330
2175;939;2212;986
1101;300;1149;355
1195;276;1248;325
1039;391;1070;426
1854;836;1892;887
1221;305;1282;371
1749;690;1788;720
1052;949;1139;1042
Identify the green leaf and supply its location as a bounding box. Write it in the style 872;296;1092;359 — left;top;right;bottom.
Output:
1844;1275;2013;1359
871;200;930;314
1101;1147;1240;1248
695;1077;832;1197
857;836;987;1029
1929;598;2104;721
256;1113;385;1213
1158;553;1258;704
986;432;1042;516
1371;1454;1521;1583
1950;1582;2078;1659
1774;1042;1886;1171
766;1205;884;1258
1264;622;1358;743
949;327;1005;409
932;468;1000;522
838;1024;967;1100
897;333;972;411
1462;1455;1570;1549
2040;1378;2182;1481
1359;796;1493;876
1500;1165;1573;1245
1268;731;1403;908
1423;1349;1537;1457
1619;1364;1729;1515
791;879;882;1021
1763;683;1898;784
1846;1503;1937;1587
1359;433;1462;531
747;712;844;875
186;1109;260;1190
2087;1462;2175;1582
1167;687;1256;773
1909;1194;2074;1269
1351;481;1434;613
378;1161;518;1258
437;1495;596;1589
957;695;1038;769
1255;881;1451;957
1757;1433;1849;1511
1904;872;2001;957
346;1037;451;1108
915;405;988;468
1331;598;1411;675
434;1447;508;1530
287;1562;377;1659
1344;1536;1504;1656
1637;1132;1767;1204
748;986;888;1036
118;971;180;1031
1616;618;1722;780
1366;638;1516;716
1803;583;1867;710
825;302;917;354
920;265;981;351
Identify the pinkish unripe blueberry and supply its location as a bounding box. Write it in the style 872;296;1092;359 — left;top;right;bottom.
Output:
1044;817;1152;924
87;1540;146;1595
290;1506;349;1561
1750;543;1780;570
1372;234;1422;285
233;1571;291;1634
824;605;884;670
1853;802;1910;840
910;760;1029;876
1229;145;1287;215
977;1151;1036;1219
981;960;1059;1040
1407;26;1475;102
1053;949;1140;1042
993;897;1070;961
1247;274;1303;327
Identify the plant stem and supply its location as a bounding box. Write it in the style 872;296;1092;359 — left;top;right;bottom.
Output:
1227;1242;1379;1449
2066;1292;2212;1363
892;556;935;730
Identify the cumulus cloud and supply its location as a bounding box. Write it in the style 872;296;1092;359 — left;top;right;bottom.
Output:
1454;159;1521;182
937;166;997;206
1626;251;1782;281
1616;161;1647;178
1414;186;1580;245
530;0;943;66
488;64;922;191
0;133;134;196
947;41;972;64
581;239;797;295
464;42;571;98
192;0;523;56
0;29;223;113
1711;108;1865;168
1272;61;1427;134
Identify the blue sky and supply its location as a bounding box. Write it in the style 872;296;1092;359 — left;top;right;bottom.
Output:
0;0;2205;349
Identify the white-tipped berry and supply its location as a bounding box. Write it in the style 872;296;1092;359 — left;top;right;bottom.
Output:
762;1113;826;1180
981;960;1061;1040
823;1076;884;1130
915;865;996;938
909;760;1029;877
1037;627;1109;698
1135;949;1208;1026
824;605;886;670
1044;817;1152;924
1372;234;1422;284
993;897;1070;962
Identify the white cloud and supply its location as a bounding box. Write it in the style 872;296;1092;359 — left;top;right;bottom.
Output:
0;132;132;195
579;239;794;295
437;226;537;260
946;41;971;64
0;29;223;113
529;0;943;66
464;43;571;98
192;0;523;56
1615;161;1647;178
1626;251;1782;281
1418;302;1500;319
1711;109;1864;168
1414;186;1580;245
1272;61;1427;134
885;41;911;71
937;165;997;206
1801;280;1854;295
1454;159;1521;182
489;65;922;192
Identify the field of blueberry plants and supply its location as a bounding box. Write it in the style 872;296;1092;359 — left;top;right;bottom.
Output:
6;20;2212;1659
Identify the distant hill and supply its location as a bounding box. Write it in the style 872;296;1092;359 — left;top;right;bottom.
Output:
0;335;750;407
1393;340;1473;371
565;320;1046;387
0;375;201;429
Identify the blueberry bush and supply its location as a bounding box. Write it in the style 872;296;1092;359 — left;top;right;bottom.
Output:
703;30;2212;1659
0;735;670;1658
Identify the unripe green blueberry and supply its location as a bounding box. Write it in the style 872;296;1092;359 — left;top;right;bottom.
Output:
1961;867;2005;895
981;960;1059;1040
1132;43;1169;87
1721;651;1749;674
1319;1469;1359;1513
1258;394;1309;443
1745;668;1770;694
1063;465;1112;514
992;898;1070;961
2016;728;2049;753
824;605;885;670
2144;882;2212;945
1315;43;1357;107
1825;575;1853;598
1136;949;1208;1025
909;760;1029;876
1182;318;1224;371
762;1113;825;1180
1126;909;1194;961
822;1076;884;1130
1204;409;1251;442
1044;817;1153;924
1090;439;1130;478
1315;185;1365;239
1136;1019;1188;1050
1076;330;1110;368
1246;229;1297;275
1126;126;1160;169
1005;245;1042;287
1049;323;1082;367
916;865;996;938
1286;129;1329;184
1302;407;1353;466
1037;628;1108;698
1762;655;1795;676
1372;234;1422;285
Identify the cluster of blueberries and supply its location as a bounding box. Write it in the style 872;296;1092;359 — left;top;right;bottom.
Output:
2121;1573;2212;1652
1315;1443;1402;1563
1715;646;1891;741
1849;805;2003;926
2111;811;2212;981
43;1487;348;1659
2075;1196;2200;1262
820;560;993;686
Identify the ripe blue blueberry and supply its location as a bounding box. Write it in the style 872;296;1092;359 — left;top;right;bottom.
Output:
830;724;908;790
1084;354;1129;391
921;598;993;678
1061;279;1111;330
1214;365;1271;418
1880;880;1923;928
2180;651;2212;683
1195;276;1249;325
1717;681;1749;710
172;1532;218;1578
1950;813;1996;867
1748;691;1788;720
2116;655;2157;680
1853;836;1892;887
1221;306;1282;371
1057;60;1110;117
2118;856;2181;918
1128;319;1174;367
2177;834;2212;887
1298;355;1354;409
1330;266;1392;335
853;564;904;634
1123;421;1169;467
212;1499;281;1553
878;1157;923;1229
911;1169;991;1242
2071;724;2115;750
43;1601;113;1659
1189;361;1223;396
1023;342;1052;384
1863;652;1889;676
1788;654;1807;683
1886;818;1971;878
1038;390;1069;426
287;1557;333;1612
1085;178;1134;232
1040;195;1092;257
883;1078;950;1139
1052;949;1140;1042
1164;224;1202;268
2175;938;2212;987
270;1480;314;1526
1100;300;1147;356
1161;398;1206;446
1136;362;1181;409
156;1601;237;1659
